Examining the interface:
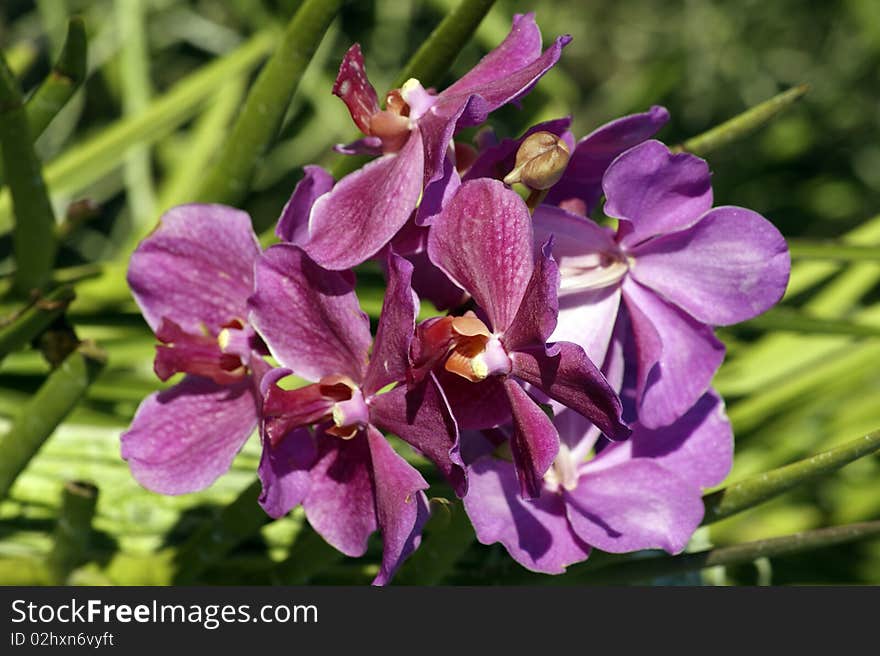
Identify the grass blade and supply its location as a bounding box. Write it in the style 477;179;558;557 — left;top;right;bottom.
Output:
0;285;76;362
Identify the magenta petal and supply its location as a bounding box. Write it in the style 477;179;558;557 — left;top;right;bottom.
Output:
415;155;461;227
250;244;371;383
406;251;469;312
120;376;258;495
258;427;316;519
304;130;424;270
369;374;465;496
332;43;379;135
364;253;418;395
622;277;725;428
366;426;430;586
276;165;334;245
504;240;560;351
565;459;704;554
127;204;260;334
303;429;376;557
334;136;384;156
603;140;713;249
503;378;560;499
511;342;629;441
435;373;512;430
463;456;591;574
546;107;670;213
594;391;733;489
428;179;534;332
630;206;791;325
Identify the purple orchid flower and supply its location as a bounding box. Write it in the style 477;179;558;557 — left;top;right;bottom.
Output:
249;246;463;585
120;205;272;495
294;13;570;271
418;177;629;500
463;391;732;574
534;139;791;428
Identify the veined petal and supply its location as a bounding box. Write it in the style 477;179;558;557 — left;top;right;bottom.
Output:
332;44;380;135
366;426;430;586
511;342;629;441
622;277;725;429
551;286;622;367
428;179;534;333
603;140;713;249
303;130;424;270
369;374;465;496
276;165;334;245
565;459;704;554
258;427;316;519
503;378;560;499
546;107;670;213
128;204;260;334
364;253;418;395
303;428;376;557
629;206;791;325
250;244;371;383
504;240;561;351
120;376;258;495
463;455;591;574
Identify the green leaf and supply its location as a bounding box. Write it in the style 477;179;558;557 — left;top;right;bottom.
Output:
0;341;107;500
193;0;344;205
736;307;880;338
787;239;880;262
703;430;880;525
674;84;809;156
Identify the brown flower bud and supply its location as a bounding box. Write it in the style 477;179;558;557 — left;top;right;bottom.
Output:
503;131;571;190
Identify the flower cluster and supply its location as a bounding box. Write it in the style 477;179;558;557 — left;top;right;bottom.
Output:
120;13;790;584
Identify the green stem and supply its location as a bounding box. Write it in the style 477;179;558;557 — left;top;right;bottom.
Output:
573;520;880;584
0;285;75;362
736;307;880;338
0;342;106;500
702;430;880;525
172;479;268;584
0;54;58;296
47;480;99;584
788;239;880;262
393;0;498;88
194;0;344;205
675;84;809;157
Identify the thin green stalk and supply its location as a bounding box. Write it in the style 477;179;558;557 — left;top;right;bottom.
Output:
572;520;880;584
0;342;106;500
675;84;809;156
193;0;344;205
0;29;276;234
0;54;58;296
172;479;268;584
47;480;99;584
116;0;156;229
393;0;498;88
0;285;75;362
788;240;880;262
703;430;880;525
737;307;880;338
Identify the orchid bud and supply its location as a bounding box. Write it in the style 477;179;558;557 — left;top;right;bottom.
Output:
503;131;570;190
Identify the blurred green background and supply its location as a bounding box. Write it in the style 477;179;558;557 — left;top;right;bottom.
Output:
0;0;878;585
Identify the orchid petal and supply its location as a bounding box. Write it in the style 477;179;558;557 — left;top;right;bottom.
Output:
276;165;334;244
504;240;560;351
503;378;560;499
332;44;379;135
258;427;316;519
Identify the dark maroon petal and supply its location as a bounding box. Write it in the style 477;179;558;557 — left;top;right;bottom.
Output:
303;428;376;557
363;253;418;395
153;319;245;385
258;427;316;519
332;43;379;135
303;130;424;270
435;371;512;430
504;240;561;351
603;140;713;248
366;425;430;585
428;178;534;332
120;376;258;495
629;206;791;326
127;204;260;334
250;244;371;383
406;251;468;312
463;455;591;573
503;378;560;499
511;342;629;441
464;117;572;183
622;277;725;428
369;374;465;496
546;106;669;213
276;165;334;244
262;381;335;446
